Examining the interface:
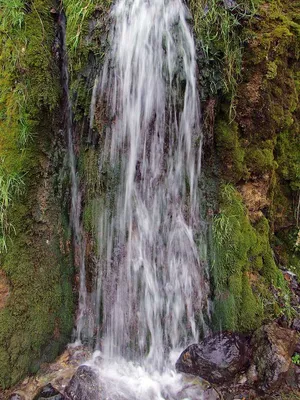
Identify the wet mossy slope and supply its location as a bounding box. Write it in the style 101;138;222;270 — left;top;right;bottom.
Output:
193;0;300;331
0;0;74;389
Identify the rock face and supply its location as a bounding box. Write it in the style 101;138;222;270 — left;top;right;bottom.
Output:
9;394;24;400
64;365;100;400
251;322;297;391
33;384;64;399
176;332;251;384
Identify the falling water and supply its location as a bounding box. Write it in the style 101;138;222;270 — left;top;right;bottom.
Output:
60;12;87;342
79;0;208;396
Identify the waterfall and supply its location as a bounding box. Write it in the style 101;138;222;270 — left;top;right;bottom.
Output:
77;0;208;396
60;12;88;342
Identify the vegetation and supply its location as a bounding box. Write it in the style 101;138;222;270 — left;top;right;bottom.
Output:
204;0;300;332
0;172;24;251
0;0;60;253
214;115;247;182
0;0;299;390
292;353;300;366
0;187;74;387
0;0;73;388
190;0;257;115
64;0;98;53
64;0;111;78
211;184;291;331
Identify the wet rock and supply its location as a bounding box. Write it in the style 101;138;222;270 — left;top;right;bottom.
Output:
277;314;290;329
202;388;220;400
295;342;300;354
9;394;24;400
293;365;300;389
175;332;251;384
285;364;300;391
33;383;64;399
64;365;100;400
251;322;297;391
292;318;300;332
246;364;258;385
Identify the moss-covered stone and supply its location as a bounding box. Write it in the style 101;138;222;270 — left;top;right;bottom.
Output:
0;0;74;389
198;0;300;333
0;125;74;389
215;116;247;182
211;184;289;332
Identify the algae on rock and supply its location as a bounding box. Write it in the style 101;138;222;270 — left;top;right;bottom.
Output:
0;0;74;389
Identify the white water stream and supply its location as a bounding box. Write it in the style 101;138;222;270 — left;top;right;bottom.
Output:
60;13;88;344
74;0;209;397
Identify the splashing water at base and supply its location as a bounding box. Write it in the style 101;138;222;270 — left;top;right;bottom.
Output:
87;351;210;400
76;0;210;396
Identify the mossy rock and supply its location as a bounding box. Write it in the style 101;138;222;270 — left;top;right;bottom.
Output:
0;0;74;388
211;184;290;332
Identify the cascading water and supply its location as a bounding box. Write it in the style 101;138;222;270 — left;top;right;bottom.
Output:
60;12;88;342
77;0;209;397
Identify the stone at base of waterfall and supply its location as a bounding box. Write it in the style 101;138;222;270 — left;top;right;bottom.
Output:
33;384;65;399
64;365;100;400
175;332;251;385
180;373;220;400
251;322;297;391
9;394;25;400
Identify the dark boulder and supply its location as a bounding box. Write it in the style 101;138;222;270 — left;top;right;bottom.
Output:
64;365;100;400
176;332;251;384
33;384;65;400
251;322;297;391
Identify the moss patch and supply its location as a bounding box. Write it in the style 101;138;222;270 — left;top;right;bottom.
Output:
0;0;74;389
211;184;289;331
204;0;300;334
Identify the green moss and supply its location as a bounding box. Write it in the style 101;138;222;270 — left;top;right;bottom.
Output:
0;0;60;252
275;129;300;191
190;0;256;111
208;0;300;333
254;217;278;284
275;228;300;280
245;146;277;176
215;117;247;182
213;291;238;331
266;61;278;80
0;180;74;388
80;149;102;197
64;0;101;55
0;0;74;389
212;184;287;332
83;198;104;236
64;0;111;76
239;273;263;331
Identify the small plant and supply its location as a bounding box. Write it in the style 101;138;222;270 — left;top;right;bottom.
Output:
190;0;256;117
292;353;300;365
0;0;24;30
64;0;97;53
0;170;25;252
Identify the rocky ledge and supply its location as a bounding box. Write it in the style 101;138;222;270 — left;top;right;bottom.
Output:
5;322;300;400
176;322;300;399
5;346;91;400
